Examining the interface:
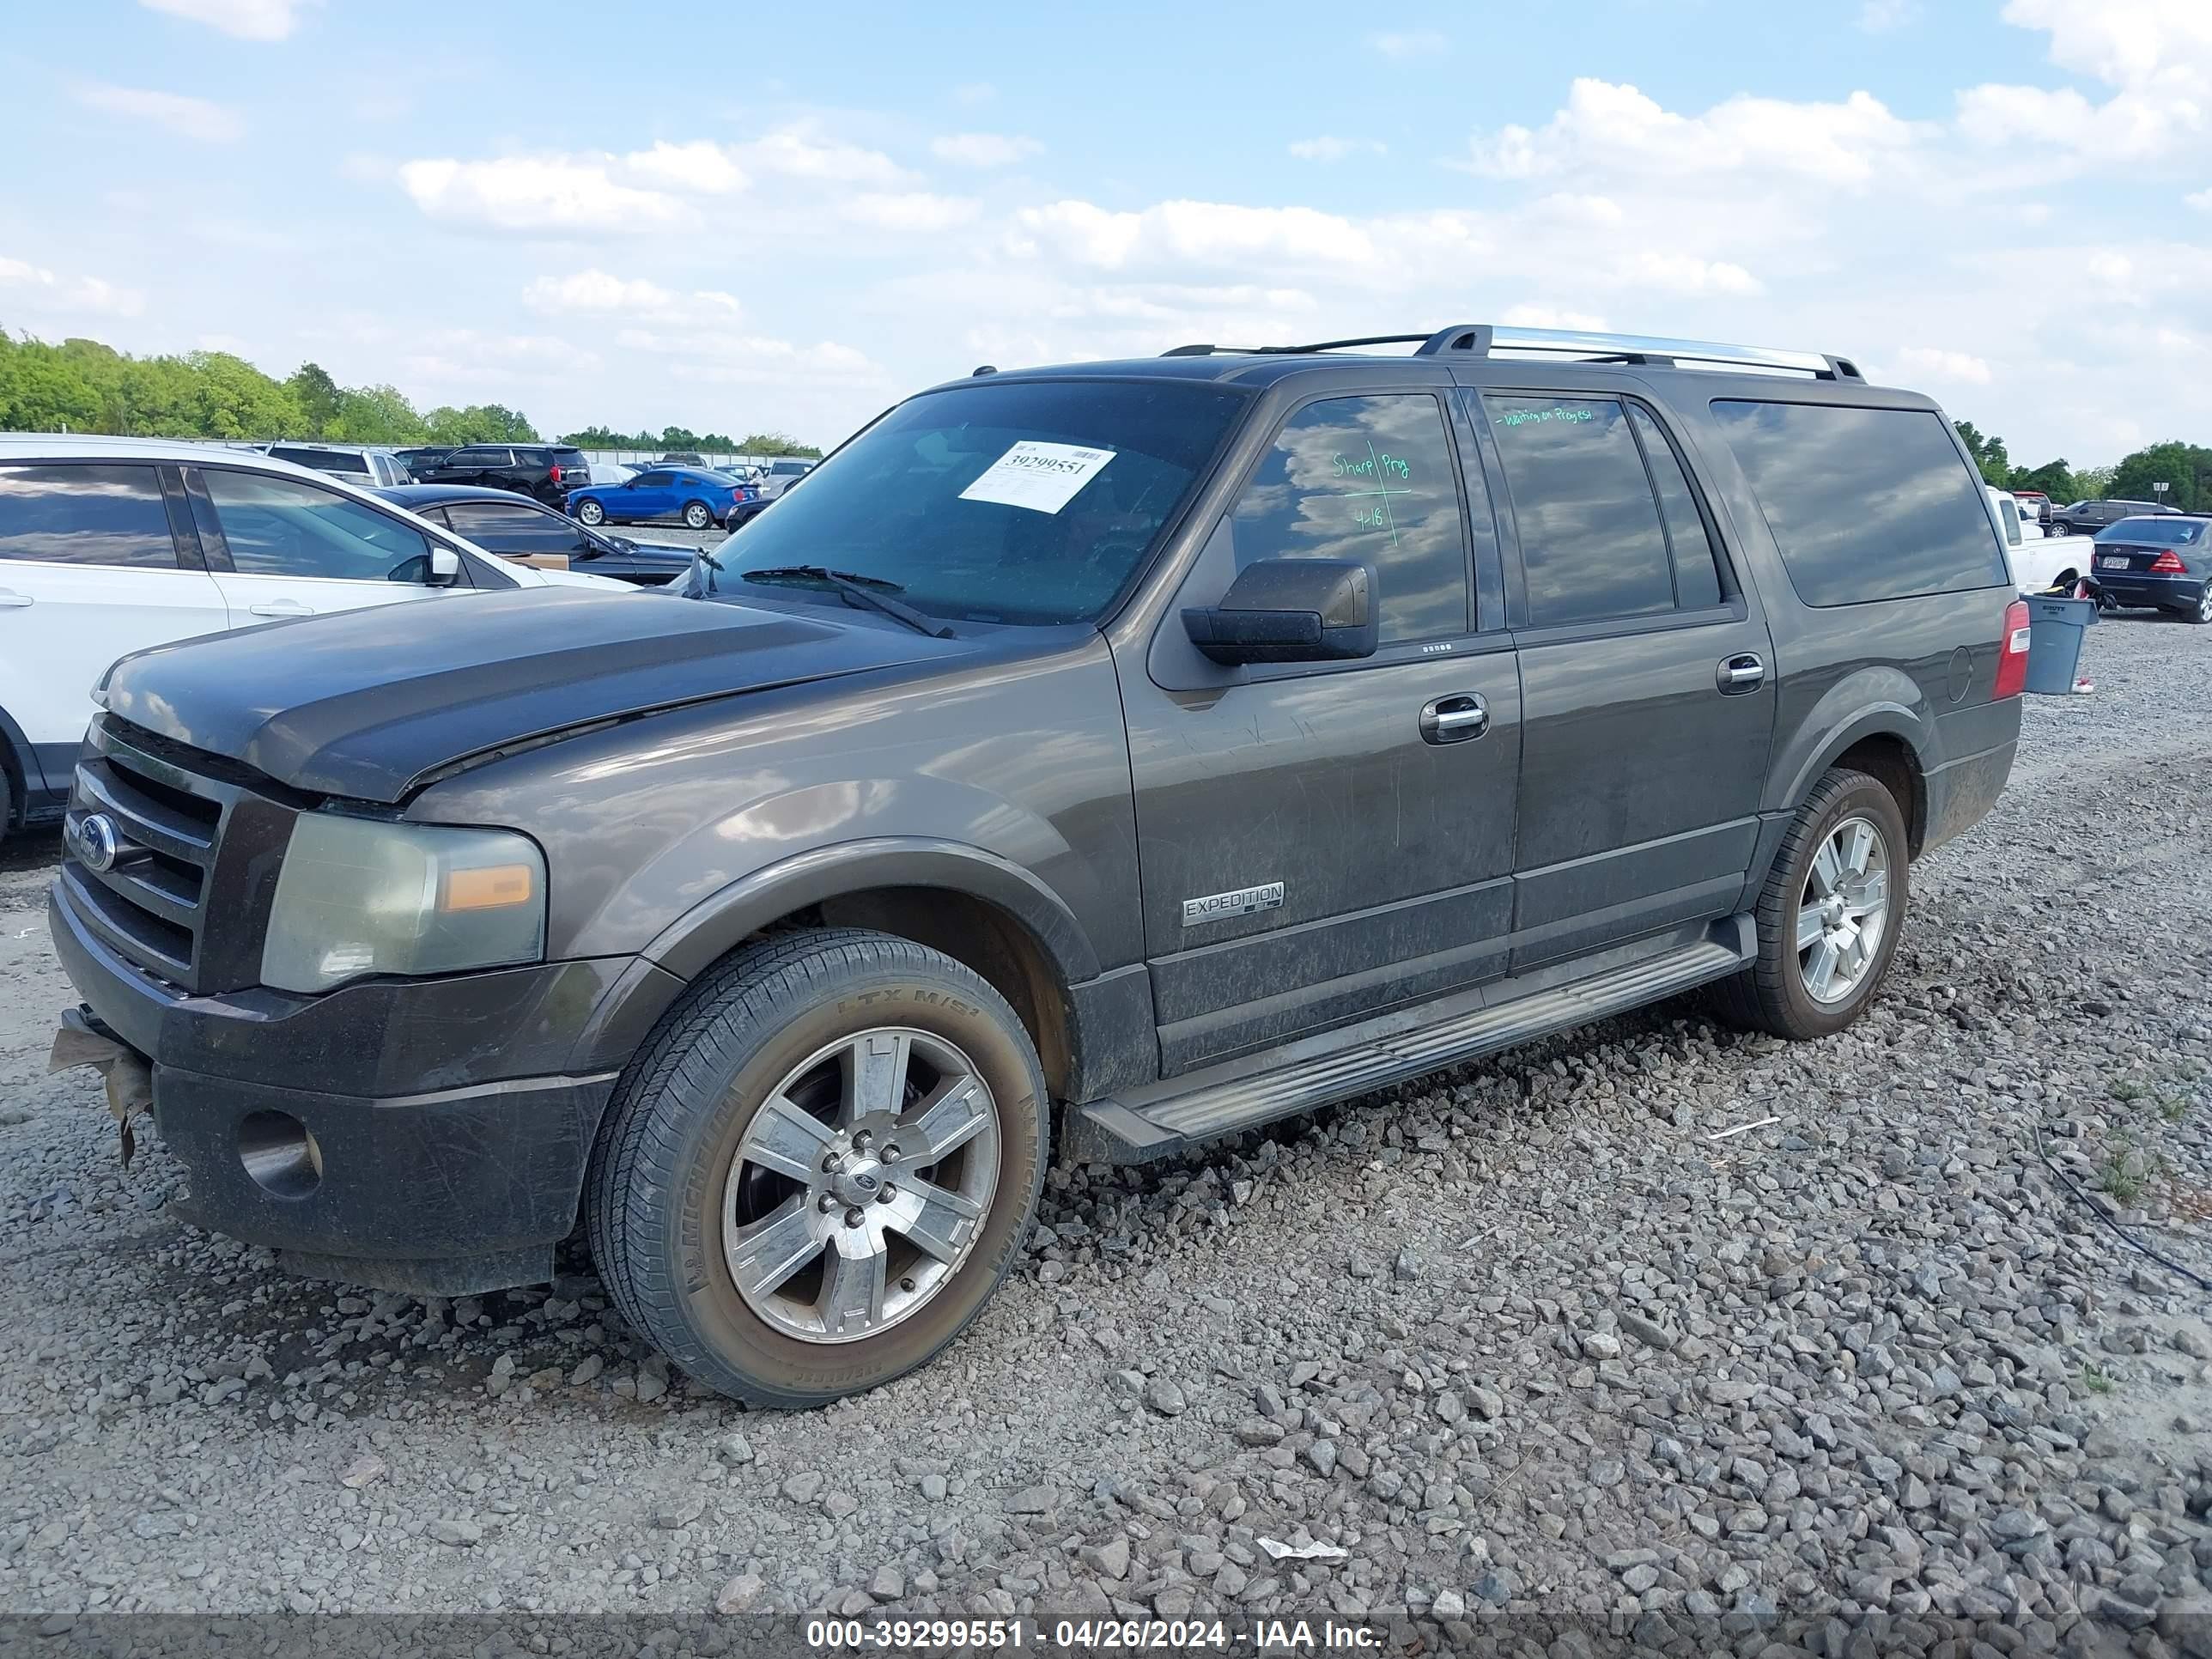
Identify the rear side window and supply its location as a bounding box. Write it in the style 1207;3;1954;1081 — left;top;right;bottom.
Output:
1229;392;1471;643
443;500;582;553
271;447;369;477
1486;396;1675;628
0;464;179;568
1712;402;2008;606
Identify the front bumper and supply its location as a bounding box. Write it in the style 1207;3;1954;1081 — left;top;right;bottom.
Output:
47;878;666;1295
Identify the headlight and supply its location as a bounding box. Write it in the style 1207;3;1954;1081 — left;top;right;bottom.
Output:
260;814;547;994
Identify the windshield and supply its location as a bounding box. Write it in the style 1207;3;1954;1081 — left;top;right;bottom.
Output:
2098;516;2204;544
712;378;1244;624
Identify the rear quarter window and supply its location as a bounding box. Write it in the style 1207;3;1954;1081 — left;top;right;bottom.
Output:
0;463;179;568
1711;402;2008;606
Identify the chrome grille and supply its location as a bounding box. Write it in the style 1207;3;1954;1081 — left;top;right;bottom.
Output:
64;727;236;993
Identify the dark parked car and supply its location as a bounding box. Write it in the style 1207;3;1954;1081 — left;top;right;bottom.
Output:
722;489;778;532
414;443;591;507
2088;514;2212;622
368;484;700;586
657;451;708;467
2048;497;2176;536
49;323;2025;1410
566;467;754;530
394;446;459;477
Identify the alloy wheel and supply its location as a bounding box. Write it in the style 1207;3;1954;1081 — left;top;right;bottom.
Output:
722;1028;1000;1344
1796;815;1891;1005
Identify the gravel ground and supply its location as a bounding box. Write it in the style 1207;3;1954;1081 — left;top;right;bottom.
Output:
3;615;2212;1647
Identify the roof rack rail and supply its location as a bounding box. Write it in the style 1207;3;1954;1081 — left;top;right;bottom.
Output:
1163;325;1863;381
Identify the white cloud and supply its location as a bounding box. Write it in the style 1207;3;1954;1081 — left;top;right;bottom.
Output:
1367;29;1444;57
1461;79;1924;187
398;155;690;234
1894;345;1993;384
1961;0;2212;163
74;82;244;143
931;132;1042;168
841;192;982;232
739;130;913;187
1857;0;1916;30
1616;251;1764;297
1500;305;1611;331
1954;82;2180;161
0;254;145;319
1288;137;1386;162
611;324;884;387
623;140;747;194
137;0;313;38
2190;188;2212;211
1012;200;1376;270
521;270;740;324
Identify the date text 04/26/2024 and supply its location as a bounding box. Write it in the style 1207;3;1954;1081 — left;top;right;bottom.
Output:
803;1616;1382;1650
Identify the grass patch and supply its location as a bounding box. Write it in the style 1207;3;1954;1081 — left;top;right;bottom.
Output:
2100;1152;2145;1204
2080;1365;2115;1396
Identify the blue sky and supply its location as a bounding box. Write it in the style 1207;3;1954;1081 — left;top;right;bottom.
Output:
3;0;2209;463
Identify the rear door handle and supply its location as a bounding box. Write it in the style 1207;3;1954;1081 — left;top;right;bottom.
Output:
1419;693;1488;744
1717;653;1765;694
0;588;32;608
250;599;314;617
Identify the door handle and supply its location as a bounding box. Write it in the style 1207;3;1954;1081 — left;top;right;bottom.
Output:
1419;693;1488;744
1717;653;1765;694
0;588;32;609
250;599;314;617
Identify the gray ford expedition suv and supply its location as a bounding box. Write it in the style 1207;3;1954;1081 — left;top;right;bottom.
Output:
50;325;2027;1407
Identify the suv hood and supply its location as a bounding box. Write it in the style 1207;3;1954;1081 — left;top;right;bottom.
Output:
100;587;958;802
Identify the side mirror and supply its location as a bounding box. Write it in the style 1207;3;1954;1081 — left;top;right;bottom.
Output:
1182;557;1376;666
426;546;462;586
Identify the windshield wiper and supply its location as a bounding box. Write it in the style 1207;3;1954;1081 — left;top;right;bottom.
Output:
739;565;953;639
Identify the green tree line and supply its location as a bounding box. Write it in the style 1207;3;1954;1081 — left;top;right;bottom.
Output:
0;327;820;456
1952;420;2211;509
558;423;821;458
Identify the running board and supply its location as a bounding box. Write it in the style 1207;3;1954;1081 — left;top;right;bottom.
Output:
1064;920;1753;1164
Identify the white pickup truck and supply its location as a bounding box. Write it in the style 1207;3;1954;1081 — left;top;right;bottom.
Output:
1990;485;2085;595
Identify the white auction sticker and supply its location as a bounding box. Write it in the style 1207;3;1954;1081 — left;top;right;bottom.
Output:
957;441;1115;514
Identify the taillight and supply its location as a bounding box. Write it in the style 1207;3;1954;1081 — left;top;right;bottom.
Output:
1994;599;2031;699
2150;549;2186;574
549;464;563;484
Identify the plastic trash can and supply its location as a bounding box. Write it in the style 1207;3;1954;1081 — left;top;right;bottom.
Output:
2022;595;2096;696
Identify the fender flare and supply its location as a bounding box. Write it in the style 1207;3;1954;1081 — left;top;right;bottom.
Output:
1766;699;1935;871
641;836;1103;987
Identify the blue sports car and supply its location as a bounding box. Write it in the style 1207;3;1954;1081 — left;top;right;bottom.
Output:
567;466;756;531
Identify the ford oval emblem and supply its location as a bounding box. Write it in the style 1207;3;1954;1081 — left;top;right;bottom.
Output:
74;813;119;874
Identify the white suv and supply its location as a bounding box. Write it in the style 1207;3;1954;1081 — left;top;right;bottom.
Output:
0;436;628;842
757;458;814;499
258;443;415;487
